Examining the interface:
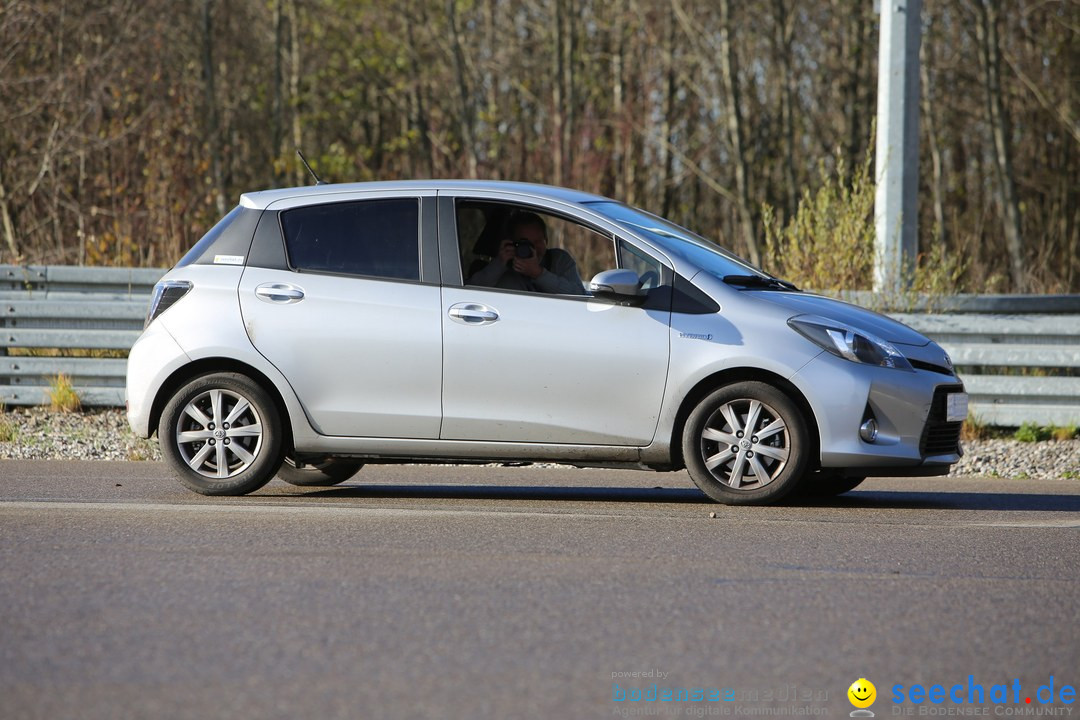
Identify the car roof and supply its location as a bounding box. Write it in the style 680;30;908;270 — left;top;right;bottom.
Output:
238;180;610;210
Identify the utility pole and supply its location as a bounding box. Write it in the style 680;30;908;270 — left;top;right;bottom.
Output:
874;0;922;294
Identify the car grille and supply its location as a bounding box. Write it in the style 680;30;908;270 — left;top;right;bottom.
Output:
910;359;954;376
920;384;965;457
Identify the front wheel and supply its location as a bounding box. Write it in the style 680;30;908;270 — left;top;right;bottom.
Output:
158;373;284;496
277;456;364;486
682;381;810;505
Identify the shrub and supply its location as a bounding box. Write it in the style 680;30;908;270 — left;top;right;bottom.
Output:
762;151;876;296
1014;422;1049;443
762;136;965;311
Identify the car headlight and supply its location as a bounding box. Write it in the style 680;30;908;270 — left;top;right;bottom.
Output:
788;315;913;371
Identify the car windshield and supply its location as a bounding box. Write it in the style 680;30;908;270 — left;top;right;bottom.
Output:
585;201;771;282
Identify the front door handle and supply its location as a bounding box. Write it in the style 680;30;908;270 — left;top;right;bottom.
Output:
255;283;305;304
448;302;499;325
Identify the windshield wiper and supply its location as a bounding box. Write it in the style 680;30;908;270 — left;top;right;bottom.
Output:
722;274;800;291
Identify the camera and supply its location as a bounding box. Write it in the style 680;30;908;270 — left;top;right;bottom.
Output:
512;239;535;259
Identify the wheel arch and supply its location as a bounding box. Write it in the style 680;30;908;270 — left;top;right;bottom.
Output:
668;367;821;472
149;358;295;453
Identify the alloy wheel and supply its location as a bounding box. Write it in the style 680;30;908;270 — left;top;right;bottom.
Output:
175;388;264;479
698;398;790;490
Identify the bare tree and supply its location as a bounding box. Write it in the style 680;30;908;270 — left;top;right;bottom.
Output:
920;17;947;252
0;160;19;262
971;0;1025;290
719;0;760;266
201;0;226;216
272;0;286;184
287;0;304;187
771;0;798;221
446;0;478;178
405;1;435;177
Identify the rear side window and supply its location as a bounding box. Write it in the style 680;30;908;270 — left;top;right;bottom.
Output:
280;198;420;281
176;205;261;269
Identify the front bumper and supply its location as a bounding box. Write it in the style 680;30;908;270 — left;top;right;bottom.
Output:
791;351;963;474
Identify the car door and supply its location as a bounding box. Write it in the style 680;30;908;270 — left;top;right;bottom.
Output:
439;195;671;446
239;192;443;438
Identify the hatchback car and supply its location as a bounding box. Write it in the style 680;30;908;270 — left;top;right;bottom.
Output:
126;180;966;505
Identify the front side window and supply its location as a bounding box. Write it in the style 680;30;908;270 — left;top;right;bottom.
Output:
457;200;616;296
618;240;665;290
281;198;420;280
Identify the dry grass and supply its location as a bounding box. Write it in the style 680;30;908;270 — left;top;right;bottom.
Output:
7;347;128;358
1051;425;1079;441
961;412;992;442
0;404;17;443
47;374;82;413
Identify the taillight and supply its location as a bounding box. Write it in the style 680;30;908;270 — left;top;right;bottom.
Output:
145;280;192;328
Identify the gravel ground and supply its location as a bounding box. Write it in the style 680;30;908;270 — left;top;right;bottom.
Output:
1;407;1078;480
0;407;162;463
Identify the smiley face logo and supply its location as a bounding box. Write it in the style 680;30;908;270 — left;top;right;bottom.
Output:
848;678;877;709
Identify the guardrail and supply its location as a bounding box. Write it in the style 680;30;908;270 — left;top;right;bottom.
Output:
891;313;1080;426
1;265;161;407
1;265;1078;425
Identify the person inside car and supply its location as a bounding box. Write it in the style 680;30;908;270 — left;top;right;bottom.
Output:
467;211;585;295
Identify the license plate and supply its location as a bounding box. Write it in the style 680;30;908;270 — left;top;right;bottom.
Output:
945;392;969;422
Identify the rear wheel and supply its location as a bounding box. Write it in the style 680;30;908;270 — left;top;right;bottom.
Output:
158;373;284;496
277;456;364;486
682;381;810;505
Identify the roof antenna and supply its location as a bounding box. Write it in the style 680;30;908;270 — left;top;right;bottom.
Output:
296;150;325;185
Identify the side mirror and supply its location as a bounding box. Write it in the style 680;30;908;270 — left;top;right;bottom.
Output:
588;269;645;300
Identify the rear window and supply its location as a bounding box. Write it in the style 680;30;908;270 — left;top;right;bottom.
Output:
280;198;420;281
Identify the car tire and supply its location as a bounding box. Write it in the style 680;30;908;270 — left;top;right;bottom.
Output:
682;381;810;505
798;471;866;498
277;456;364;486
158;372;284;496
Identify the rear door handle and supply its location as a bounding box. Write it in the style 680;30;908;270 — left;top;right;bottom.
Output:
255;283;305;304
448;302;499;325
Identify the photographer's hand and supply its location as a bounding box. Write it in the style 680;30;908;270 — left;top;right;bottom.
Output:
496;239;515;265
513;252;543;279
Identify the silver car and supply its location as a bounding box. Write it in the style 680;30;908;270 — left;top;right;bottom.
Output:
126;180;966;505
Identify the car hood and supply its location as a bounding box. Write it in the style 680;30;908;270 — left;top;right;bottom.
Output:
750;291;930;347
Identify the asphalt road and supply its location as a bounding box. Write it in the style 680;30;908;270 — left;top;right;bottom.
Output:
1;460;1078;720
